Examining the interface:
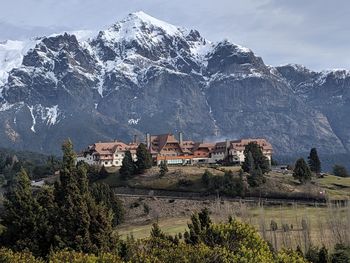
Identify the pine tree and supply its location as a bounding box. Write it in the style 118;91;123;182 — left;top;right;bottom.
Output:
248;166;265;187
150;222;164;239
293;158;312;184
119;151;135;179
333;164;349;177
1;168;42;255
308;148;321;174
90;183;125;226
159;161;168;177
246;151;255;174
35;186;56;256
53;140;92;251
53;140;116;253
201;170;212;186
242;142;270;174
135;143;153;174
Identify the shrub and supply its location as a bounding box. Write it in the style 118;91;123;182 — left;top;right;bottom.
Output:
177;179;193;187
333;164;349;177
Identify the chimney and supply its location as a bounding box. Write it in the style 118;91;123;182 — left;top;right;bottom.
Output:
133;134;137;144
146;133;151;149
179;131;183;145
225;139;230;156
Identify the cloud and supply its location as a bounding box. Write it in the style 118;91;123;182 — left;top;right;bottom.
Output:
0;0;349;70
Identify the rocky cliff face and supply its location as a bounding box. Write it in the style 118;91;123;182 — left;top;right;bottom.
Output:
0;12;349;155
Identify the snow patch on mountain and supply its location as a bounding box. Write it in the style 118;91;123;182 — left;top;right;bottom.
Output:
0;39;38;86
28;104;62;132
0;101;15;112
128;118;140;125
28;105;36;132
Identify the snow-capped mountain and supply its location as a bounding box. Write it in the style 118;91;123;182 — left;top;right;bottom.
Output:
0;11;349;155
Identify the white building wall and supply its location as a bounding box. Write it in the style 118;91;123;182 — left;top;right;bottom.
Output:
77;154;97;166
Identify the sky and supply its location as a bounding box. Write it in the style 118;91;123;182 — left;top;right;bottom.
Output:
0;0;349;71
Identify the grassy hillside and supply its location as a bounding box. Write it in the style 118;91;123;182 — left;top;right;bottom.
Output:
98;165;349;200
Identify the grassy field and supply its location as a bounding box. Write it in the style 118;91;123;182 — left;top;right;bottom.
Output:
117;201;350;250
104;165;350;250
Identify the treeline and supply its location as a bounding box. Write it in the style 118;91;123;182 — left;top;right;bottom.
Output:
1;208;349;262
0;140;124;257
0;208;307;262
276;152;350;176
0;148;61;185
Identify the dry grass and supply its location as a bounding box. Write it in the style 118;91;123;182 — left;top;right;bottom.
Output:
116;196;350;251
100;166;350;203
316;175;350;200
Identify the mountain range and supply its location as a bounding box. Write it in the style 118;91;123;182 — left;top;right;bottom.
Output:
0;11;349;158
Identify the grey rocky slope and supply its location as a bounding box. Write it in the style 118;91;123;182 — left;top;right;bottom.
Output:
0;12;348;155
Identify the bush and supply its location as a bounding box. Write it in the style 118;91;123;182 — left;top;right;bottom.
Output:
333;164;349;177
331;244;350;263
177;179;193;187
143;203;150;215
0;248;41;263
201;170;212;186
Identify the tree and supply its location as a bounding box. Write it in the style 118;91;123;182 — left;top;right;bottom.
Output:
237;170;247;197
184;208;212;245
293;158;312;184
308;148;321;174
333;164;349;177
248;165;265;187
246;151;255;174
150;222;165;239
159;161;168;177
135;143;153;174
242;142;270;174
53;140;117;253
119;151;135;179
201;170;212;186
90;183;125;226
1;169;42;255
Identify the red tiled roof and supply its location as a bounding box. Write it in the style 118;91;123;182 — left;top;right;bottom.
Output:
231;138;273;151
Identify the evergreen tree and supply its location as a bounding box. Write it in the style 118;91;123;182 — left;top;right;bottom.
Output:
35;186;56;256
159;161;168;177
90;183;125;226
53;140;92;251
246;151;255;174
184;208;212;245
237;170;246;197
119;151;135;179
248;166;265;187
135;143;153;174
308;148;321;174
1;168;42;255
293;158;312;184
333;164;349;177
242;142;270;174
150;222;165;239
53;140;116;253
201;170;212;187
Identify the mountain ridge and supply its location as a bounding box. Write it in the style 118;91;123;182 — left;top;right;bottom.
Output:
0;11;349;156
